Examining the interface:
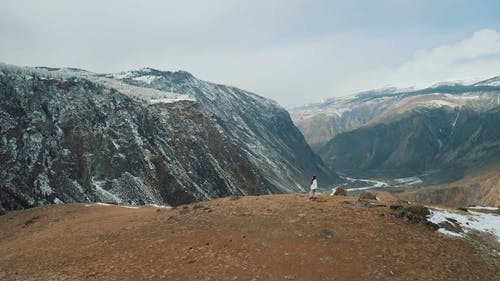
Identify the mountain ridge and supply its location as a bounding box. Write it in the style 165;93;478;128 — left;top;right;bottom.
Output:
0;63;338;213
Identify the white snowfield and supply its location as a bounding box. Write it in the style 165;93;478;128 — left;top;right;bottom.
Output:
427;207;500;242
93;76;196;105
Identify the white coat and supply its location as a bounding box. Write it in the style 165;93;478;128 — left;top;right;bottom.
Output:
310;179;318;190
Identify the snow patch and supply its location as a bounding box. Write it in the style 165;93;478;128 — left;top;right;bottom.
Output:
93;179;122;204
147;204;172;209
428;208;500;241
85;202;171;209
417;99;458;108
94;76;196;105
95;202;113;206
149;95;196;104
89;202;140;209
468;206;499;211
132;75;158;84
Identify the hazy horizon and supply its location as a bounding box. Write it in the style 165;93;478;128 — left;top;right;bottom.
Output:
2;0;500;108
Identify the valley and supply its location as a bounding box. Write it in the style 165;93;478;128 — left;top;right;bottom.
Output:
2;3;500;280
291;79;500;207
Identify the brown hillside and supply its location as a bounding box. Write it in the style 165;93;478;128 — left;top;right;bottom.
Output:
397;165;500;208
0;194;498;281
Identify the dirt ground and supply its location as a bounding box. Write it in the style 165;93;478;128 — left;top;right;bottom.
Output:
0;194;498;281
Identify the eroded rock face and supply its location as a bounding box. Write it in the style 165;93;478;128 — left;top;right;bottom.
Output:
0;66;338;211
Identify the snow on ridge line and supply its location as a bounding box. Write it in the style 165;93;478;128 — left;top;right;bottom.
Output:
133;75;157;84
92;76;196;104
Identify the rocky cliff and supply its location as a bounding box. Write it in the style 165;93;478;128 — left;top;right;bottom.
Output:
0;65;337;212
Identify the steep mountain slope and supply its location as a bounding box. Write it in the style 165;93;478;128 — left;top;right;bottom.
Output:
291;82;500;151
1;195;498;281
290;88;402;149
102;68;336;190
319;106;500;178
0;65;337;212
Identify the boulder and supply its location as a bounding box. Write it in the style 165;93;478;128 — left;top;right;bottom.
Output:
333;186;347;196
397;205;438;229
359;192;377;200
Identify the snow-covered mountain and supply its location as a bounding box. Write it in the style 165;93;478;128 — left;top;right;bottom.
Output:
0;64;337;212
291;82;500;150
291;79;500;181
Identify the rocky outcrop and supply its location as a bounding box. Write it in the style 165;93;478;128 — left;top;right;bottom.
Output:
333;185;347;196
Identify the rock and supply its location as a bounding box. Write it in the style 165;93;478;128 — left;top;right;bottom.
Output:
438;219;463;233
397;205;438;229
346;201;385;208
320;229;334;238
390;205;404;211
333;186;347;196
230;195;240;200
359;191;377;200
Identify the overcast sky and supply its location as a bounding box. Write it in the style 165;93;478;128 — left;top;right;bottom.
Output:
2;0;500;108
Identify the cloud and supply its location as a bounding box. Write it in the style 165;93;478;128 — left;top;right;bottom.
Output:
389;29;500;86
1;1;500;108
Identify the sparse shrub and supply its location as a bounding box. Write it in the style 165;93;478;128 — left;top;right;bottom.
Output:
390;205;404;210
359;191;377;200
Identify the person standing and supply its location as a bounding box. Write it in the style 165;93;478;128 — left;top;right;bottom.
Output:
309;176;318;200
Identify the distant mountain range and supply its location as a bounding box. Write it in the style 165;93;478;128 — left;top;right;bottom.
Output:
0;64;338;212
291;78;500;206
